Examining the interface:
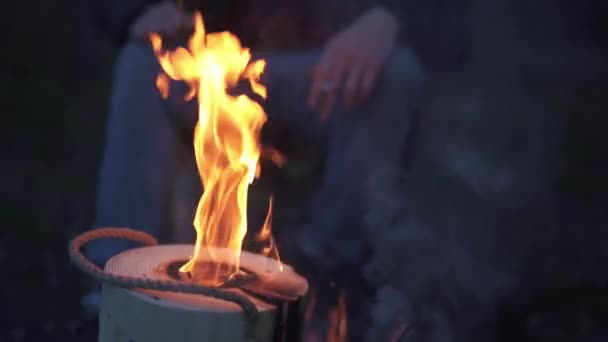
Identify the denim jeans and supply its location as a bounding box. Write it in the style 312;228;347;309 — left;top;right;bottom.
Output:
86;41;425;268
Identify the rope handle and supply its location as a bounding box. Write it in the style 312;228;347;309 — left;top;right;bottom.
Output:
68;227;260;341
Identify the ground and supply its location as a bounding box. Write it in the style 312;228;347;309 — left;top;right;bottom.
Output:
0;233;98;341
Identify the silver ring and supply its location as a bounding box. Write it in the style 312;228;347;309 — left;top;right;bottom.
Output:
320;81;335;92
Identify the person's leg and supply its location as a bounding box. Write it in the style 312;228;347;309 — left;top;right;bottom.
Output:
86;42;191;267
261;48;426;268
306;48;426;267
261;48;426;341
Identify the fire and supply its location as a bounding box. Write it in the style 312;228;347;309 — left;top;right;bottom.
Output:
304;290;318;324
327;292;348;342
256;197;283;271
302;291;347;342
150;11;274;285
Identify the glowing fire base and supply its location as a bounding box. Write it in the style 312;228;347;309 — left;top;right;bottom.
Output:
99;245;308;342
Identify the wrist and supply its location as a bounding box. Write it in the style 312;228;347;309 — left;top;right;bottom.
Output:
355;7;400;39
374;6;401;31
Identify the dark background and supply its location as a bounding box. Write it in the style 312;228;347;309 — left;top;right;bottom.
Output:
1;0;607;341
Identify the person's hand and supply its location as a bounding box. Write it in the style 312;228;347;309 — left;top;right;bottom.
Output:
129;1;193;41
307;7;400;120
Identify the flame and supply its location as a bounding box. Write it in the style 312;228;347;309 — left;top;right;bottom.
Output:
327;293;348;342
150;11;270;285
156;73;170;99
302;291;323;342
261;146;286;168
302;291;347;342
256;197;283;271
304;290;318;324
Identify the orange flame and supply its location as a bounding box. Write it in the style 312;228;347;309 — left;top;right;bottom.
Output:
304;290;318;324
256;197;283;271
302;291;347;342
150;11;270;285
327;292;348;342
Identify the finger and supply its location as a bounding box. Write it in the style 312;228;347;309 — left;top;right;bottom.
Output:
307;61;329;110
307;42;340;109
319;59;347;120
360;65;379;103
342;64;364;111
319;89;335;121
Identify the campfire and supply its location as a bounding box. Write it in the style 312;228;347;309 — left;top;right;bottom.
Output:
69;10;308;342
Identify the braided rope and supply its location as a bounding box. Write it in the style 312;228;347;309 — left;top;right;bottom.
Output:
68;227;260;342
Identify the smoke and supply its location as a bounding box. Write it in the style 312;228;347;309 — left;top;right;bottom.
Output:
364;166;518;342
361;74;608;341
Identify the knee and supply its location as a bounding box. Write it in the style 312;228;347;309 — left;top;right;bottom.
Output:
106;42;166;120
110;42;197;127
112;42;160;80
377;47;427;100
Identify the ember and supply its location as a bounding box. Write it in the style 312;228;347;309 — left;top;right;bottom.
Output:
150;11;279;285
